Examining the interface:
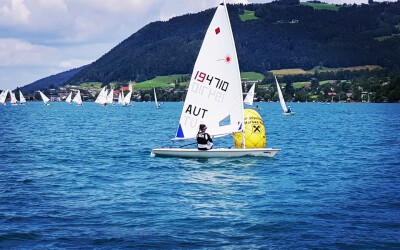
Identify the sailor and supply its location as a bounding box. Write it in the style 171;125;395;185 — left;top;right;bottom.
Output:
196;124;213;150
286;106;292;113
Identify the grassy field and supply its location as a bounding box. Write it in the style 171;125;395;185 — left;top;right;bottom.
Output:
134;74;190;90
78;82;123;90
241;72;265;81
301;2;339;11
271;65;382;76
239;10;259;22
375;34;400;41
271;68;307;76
293;80;331;89
78;82;102;90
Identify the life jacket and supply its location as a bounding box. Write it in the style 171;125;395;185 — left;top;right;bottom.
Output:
197;132;209;145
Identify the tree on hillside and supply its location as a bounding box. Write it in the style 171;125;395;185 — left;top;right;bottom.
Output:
311;78;319;90
285;82;294;95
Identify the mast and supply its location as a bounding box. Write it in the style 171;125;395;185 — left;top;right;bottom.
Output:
222;0;246;148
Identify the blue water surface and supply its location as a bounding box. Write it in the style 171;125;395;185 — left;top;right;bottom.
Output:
1;102;399;249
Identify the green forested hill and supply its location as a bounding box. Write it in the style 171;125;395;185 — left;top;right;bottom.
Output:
27;0;400;89
67;0;400;85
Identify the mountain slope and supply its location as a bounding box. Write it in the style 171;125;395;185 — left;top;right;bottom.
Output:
23;1;400;91
67;1;400;85
21;67;85;93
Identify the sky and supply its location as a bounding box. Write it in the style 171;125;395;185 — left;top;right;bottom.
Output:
0;0;387;90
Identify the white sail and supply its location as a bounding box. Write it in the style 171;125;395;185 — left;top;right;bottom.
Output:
10;91;17;105
118;91;124;105
65;92;73;103
129;81;133;92
19;90;26;104
244;83;255;106
175;1;244;140
0;90;9;105
106;88;114;104
95;87;107;105
123;91;132;106
39;91;50;104
118;92;122;104
154;88;160;108
275;76;288;113
72;90;83;105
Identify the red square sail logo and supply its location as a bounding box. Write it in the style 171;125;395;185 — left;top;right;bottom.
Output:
215;27;220;35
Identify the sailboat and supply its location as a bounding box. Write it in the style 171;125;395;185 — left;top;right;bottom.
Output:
65;92;73;104
154;88;161;109
0;90;9;106
95;87;108;106
122;90;132;106
106;88;114;106
275;76;294;115
118;91;124;105
151;1;280;158
72;90;83;106
38;91;50;105
244;83;255;106
19;90;26;104
10;91;18;105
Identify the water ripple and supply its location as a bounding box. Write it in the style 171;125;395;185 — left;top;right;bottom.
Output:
1;102;400;249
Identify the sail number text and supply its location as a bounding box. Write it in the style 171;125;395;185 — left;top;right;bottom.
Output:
194;71;229;91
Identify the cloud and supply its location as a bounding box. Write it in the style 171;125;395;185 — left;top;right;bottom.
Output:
0;38;56;66
0;0;395;91
0;0;30;25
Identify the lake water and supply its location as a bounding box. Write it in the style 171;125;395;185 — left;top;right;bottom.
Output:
1;102;399;249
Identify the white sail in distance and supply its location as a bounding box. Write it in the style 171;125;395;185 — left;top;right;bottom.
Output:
106;88;114;104
10;92;17;105
275;76;288;113
0;90;9;105
244;83;255;106
39;91;50;104
72;90;83;105
65;92;73;103
19;90;26;104
124;91;132;106
95;87;107;105
154;88;160;108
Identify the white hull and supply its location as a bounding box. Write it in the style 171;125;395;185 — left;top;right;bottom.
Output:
151;148;280;158
283;112;295;116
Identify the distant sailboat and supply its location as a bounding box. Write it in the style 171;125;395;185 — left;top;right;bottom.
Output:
275;76;294;115
118;91;124;105
38;91;50;105
106;88;114;106
0;90;9;106
244;83;259;110
154;88;161;109
95;87;108;106
72;90;83;106
65;92;73;103
122;90;132;106
19;90;26;104
10;91;18;105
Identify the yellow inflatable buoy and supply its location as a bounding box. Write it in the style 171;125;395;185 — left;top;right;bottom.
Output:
233;109;267;148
